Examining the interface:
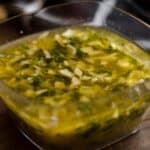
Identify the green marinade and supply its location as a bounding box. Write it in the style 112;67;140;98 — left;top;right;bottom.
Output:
0;26;149;149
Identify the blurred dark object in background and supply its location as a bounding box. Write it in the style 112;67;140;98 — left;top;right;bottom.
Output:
1;0;45;18
133;0;150;10
0;0;149;24
127;0;150;23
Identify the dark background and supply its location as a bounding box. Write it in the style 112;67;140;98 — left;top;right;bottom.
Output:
0;0;150;24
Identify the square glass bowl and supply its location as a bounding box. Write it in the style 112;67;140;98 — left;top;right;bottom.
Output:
0;1;150;150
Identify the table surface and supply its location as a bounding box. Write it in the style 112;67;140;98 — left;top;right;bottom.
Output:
0;100;150;150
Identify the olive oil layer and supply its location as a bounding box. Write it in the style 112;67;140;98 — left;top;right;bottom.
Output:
0;26;149;147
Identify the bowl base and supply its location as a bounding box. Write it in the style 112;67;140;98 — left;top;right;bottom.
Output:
18;127;140;150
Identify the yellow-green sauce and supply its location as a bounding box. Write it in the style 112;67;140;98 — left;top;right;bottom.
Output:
0;26;150;149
